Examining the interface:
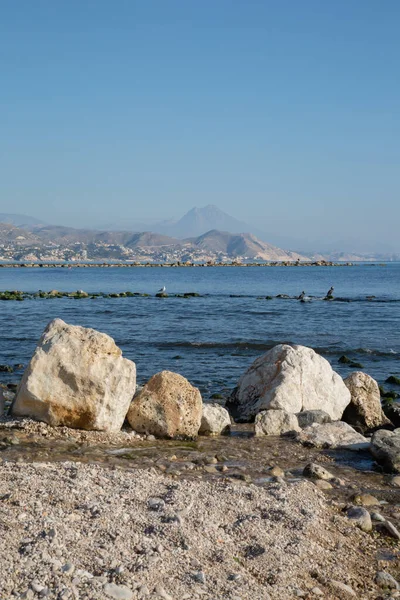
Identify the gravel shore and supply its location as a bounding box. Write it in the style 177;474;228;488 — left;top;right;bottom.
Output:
0;460;397;600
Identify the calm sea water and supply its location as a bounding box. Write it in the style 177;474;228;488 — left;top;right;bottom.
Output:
0;265;399;398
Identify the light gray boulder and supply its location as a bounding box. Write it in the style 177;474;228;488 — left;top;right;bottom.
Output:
227;344;350;422
343;371;392;432
199;403;231;436
11;319;136;432
296;421;369;450
127;371;202;439
370;428;400;473
255;409;300;436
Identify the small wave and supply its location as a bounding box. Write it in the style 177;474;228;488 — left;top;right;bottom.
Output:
150;340;287;351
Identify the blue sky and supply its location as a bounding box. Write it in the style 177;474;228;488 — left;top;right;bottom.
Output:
1;1;399;250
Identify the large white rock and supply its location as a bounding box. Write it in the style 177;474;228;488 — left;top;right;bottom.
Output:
227;344;350;422
199;403;231;436
255;409;300;436
127;371;202;439
12;319;136;432
343;371;391;432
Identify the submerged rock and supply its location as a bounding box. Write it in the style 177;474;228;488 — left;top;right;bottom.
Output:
127;371;202;439
11;319;136;432
343;371;392;433
254;409;300;436
199;403;231;436
370;428;400;473
386;375;400;385
296;421;369;450
382;401;400;428
227;344;350;422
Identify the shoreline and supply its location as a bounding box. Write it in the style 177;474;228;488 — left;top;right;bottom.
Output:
0;261;357;268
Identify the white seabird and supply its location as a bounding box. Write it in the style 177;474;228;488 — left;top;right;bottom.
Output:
158;286;166;293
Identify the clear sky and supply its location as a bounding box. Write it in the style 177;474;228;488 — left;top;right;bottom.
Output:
1;0;399;250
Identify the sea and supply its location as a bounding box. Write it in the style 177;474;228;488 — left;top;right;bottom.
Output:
0;264;399;399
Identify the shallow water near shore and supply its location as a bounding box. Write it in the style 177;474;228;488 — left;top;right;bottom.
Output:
2;421;400;527
1;264;400;398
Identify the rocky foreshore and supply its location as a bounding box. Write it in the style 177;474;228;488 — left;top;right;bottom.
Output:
1;319;400;599
1;459;399;600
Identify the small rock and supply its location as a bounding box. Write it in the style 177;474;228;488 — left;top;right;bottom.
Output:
147;497;166;511
255;409;300;436
311;587;324;596
352;493;380;506
199;403;231;436
391;475;400;487
347;506;372;532
314;480;333;491
303;462;334;481
269;466;285;477
296;410;332;429
104;583;134;600
329;580;357;597
154;585;173;600
61;562;75;575
383;520;400;540
193;571;206;584
375;571;400;590
371;512;386;522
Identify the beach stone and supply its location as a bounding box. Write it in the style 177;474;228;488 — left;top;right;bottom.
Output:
352;493;380;506
303;462;334;481
104;583;134;599
296;421;369;450
227;344;350;422
347;506;372;532
375;571;400;590
199;403;231;436
314;479;333;491
11;319;136;431
370;428;400;473
328;580;357;597
343;371;392;432
254;409;300;436
296;410;331;429
127;371;202;439
383;520;400;540
391;475;400;487
269;466;285;477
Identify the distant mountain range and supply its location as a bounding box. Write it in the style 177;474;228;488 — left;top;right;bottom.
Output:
0;213;46;228
0;220;306;261
0;207;398;260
